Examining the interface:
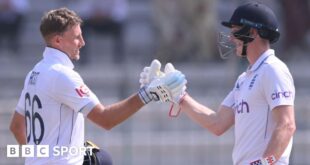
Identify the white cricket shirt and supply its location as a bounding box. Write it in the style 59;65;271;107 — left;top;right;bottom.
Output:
15;47;100;165
222;49;295;165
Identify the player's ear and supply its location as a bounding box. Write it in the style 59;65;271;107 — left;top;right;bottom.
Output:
55;35;62;44
250;28;258;38
50;35;62;47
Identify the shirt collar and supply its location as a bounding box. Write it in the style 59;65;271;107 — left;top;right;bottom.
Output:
43;47;74;69
247;49;274;73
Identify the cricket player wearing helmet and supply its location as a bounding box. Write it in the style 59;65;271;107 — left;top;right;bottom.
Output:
141;1;296;165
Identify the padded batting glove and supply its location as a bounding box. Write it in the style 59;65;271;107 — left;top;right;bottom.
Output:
164;63;187;117
138;70;187;104
139;59;164;88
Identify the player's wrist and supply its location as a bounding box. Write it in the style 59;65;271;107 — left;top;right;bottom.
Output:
174;90;187;104
138;85;162;104
138;86;153;104
250;155;276;165
178;91;187;104
168;90;188;117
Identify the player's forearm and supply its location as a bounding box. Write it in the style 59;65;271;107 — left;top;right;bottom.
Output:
89;94;144;130
10;124;27;145
10;112;27;145
263;121;296;161
180;94;222;135
106;94;144;126
14;132;27;145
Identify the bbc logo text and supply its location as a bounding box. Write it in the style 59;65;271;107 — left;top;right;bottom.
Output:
7;145;94;157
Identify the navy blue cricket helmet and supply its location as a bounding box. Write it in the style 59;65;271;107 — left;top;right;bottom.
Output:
222;1;280;43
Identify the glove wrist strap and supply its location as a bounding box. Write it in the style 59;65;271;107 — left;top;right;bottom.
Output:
169;92;187;117
138;86;152;104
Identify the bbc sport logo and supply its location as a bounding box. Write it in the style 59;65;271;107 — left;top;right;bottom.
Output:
7;145;94;157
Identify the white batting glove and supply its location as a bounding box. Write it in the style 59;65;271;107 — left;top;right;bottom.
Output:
139;59;164;88
138;70;187;104
138;59;164;104
164;63;187;103
164;63;187;117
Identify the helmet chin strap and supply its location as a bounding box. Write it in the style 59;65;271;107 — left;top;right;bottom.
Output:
241;41;248;57
233;26;253;58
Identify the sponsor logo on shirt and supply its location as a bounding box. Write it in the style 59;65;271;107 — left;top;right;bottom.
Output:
271;91;292;100
29;71;40;85
75;85;90;97
234;100;250;114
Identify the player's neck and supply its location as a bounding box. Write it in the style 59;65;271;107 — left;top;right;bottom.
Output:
247;43;270;65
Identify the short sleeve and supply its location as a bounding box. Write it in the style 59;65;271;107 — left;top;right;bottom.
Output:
15;88;26;116
52;69;100;116
15;71;32;116
262;65;295;110
221;90;235;109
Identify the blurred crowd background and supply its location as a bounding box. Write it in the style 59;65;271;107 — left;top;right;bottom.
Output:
0;0;309;164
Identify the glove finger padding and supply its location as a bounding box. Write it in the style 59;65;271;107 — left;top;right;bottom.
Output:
141;67;150;79
164;71;185;89
143;66;150;72
139;59;163;88
139;67;150;88
164;63;175;73
149;59;162;81
140;72;148;79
